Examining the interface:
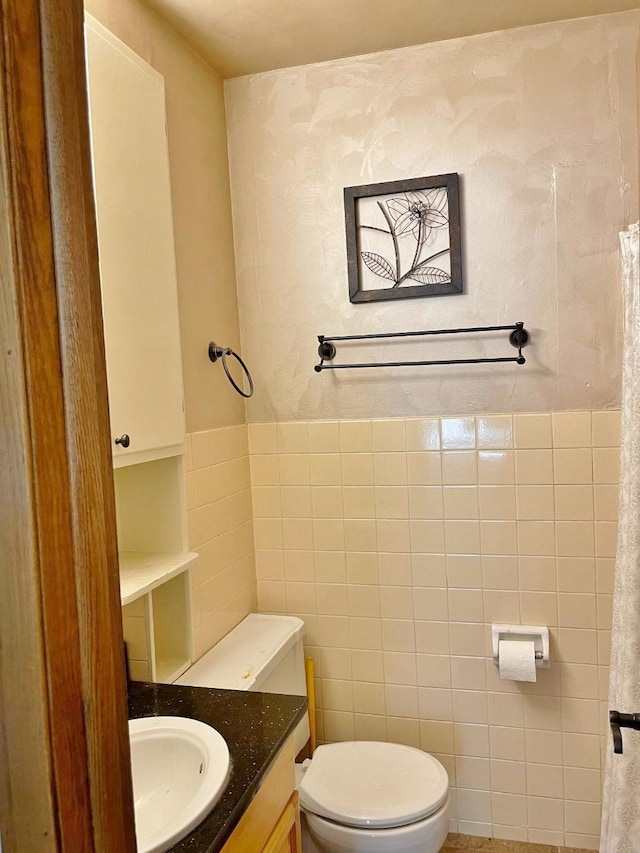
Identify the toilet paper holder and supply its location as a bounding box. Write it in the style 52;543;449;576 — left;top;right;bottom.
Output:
491;624;550;669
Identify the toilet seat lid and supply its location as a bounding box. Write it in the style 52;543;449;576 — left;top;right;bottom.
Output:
298;741;449;829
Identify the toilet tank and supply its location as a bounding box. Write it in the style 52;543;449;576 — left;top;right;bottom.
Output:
176;613;307;694
175;614;310;751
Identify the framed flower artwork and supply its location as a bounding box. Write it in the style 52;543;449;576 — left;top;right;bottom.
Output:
344;173;463;303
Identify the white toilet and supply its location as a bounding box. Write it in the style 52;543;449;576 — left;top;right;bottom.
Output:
176;614;450;853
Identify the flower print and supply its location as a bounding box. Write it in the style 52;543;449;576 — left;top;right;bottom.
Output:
387;188;449;242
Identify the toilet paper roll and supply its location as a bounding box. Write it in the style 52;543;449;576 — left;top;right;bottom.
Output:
498;639;537;682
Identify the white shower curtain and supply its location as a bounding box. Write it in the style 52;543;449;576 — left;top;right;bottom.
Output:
601;223;640;853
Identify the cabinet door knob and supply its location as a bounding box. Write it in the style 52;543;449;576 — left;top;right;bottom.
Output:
115;433;130;448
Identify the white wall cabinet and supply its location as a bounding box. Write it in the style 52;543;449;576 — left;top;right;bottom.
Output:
85;15;185;467
85;17;197;679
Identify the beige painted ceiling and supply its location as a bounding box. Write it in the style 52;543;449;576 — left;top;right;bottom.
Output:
143;0;640;78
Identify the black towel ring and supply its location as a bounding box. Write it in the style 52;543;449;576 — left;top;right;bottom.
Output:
208;342;254;398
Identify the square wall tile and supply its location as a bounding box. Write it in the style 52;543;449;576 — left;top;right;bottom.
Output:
558;593;597;629
280;486;312;518
595;522;617;558
517;521;555;557
476;416;513;450
527;795;563;831
513;414;552;449
556;521;595;558
250;454;280;486
412;554;447;587
447;555;482;588
480;521;517;556
525;729;563;765
191;430;213;469
552;411;592;448
413;587;449;622
491;792;527;827
592;411;621;447
310;453;342;485
515;450;554;485
554;449;593;485
518;556;556;592
557;557;595;593
343;486;376;519
378;552;412;585
448;589;484;623
416;620;450;654
482;556;519;590
490;759;526;794
248;423;278;454
405;418;440;451
478;452;515;486
312;486;343;519
409;486;444;519
454;722;490;757
279;454;310;486
555;485;594;521
442;452;478;485
341;454;374;486
451;657;487;691
484;590;521;623
372;419;405;452
339;420;372;452
443;487;479;519
478;487;516;520
420;720;455;753
441;417;476;449
445;520;481;554
564;766;602;802
516;486;554;521
593;448;620;484
595;485;618;521
407;452;442;485
277;422;308;453
416;654;450;688
374;453;408;485
488;693;524;728
410;520;445;553
450;622;484;656
377;519;410;553
308;421;340;453
456;756;491;790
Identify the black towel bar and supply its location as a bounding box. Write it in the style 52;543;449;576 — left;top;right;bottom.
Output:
314;322;529;372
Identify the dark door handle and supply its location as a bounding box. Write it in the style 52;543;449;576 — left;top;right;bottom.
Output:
114;433;130;448
610;710;640;754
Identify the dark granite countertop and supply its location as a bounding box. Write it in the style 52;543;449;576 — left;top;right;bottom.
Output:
128;681;307;853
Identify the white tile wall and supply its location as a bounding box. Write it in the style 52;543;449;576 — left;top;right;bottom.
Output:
249;410;621;847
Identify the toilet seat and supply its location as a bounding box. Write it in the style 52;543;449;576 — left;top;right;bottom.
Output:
298;741;449;829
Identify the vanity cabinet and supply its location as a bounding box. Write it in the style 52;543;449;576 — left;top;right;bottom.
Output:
85;15;186;468
221;738;301;853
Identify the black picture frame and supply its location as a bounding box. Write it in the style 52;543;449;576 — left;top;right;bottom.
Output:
344;173;463;304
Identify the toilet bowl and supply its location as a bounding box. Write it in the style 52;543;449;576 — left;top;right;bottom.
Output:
296;741;450;853
176;616;451;852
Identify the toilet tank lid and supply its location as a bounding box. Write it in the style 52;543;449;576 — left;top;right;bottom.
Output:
175;614;305;692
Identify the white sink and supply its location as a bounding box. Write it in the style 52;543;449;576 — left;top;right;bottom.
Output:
128;716;230;853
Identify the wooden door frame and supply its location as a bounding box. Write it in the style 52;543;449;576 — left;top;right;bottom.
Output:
0;0;135;850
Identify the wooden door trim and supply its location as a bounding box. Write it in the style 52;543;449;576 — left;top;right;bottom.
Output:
0;0;135;850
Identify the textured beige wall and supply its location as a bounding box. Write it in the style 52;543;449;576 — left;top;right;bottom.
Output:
250;411;619;846
86;0;245;432
226;13;639;423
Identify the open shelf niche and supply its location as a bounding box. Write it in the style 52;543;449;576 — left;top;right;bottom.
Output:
116;455;196;682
